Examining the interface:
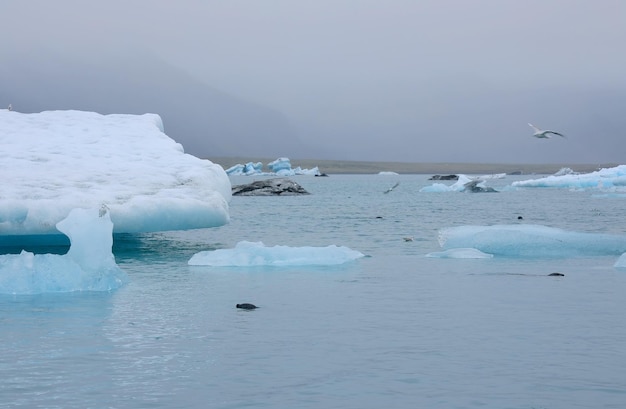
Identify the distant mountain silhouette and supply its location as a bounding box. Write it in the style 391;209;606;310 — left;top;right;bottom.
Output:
0;45;306;159
3;45;625;164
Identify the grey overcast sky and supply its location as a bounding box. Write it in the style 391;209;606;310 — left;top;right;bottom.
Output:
2;0;626;164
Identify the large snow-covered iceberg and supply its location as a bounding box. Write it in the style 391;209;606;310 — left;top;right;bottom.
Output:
0;207;128;294
512;165;626;189
438;224;626;258
0;110;231;240
188;241;364;267
226;157;320;176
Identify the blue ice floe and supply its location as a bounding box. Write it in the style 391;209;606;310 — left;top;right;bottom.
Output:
0;207;128;294
512;165;626;189
226;157;320;176
615;253;626;269
188;241;364;267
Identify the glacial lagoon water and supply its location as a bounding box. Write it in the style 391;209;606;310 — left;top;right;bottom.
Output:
2;174;626;409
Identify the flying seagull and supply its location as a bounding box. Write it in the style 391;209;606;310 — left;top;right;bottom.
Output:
384;182;400;194
528;123;565;139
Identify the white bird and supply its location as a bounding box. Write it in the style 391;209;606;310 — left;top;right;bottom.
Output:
384;182;400;194
528;123;565;139
7;103;12;111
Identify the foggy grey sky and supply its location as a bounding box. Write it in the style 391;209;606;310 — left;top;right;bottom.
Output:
2;0;626;164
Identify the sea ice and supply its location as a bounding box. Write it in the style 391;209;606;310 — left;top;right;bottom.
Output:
267;157;293;174
225;162;264;176
0;110;231;241
420;175;482;192
225;157;320;176
0;207;128;294
615;253;626;269
512;165;626;189
188;241;365;267
438;224;626;258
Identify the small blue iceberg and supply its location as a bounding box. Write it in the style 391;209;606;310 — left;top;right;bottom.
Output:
0;207;128;294
188;241;364;267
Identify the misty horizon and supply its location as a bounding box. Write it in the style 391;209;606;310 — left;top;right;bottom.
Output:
1;1;625;164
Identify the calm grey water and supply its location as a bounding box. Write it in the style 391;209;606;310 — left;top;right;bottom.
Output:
2;174;626;409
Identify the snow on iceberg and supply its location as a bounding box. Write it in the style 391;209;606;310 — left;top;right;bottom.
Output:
0;207;128;294
0;110;231;240
188;241;365;267
225;157;320;176
420;174;487;192
438;224;626;258
512;165;626;189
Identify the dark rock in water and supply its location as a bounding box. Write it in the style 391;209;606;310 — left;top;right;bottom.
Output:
548;273;565;277
463;180;498;193
429;174;458;180
232;178;310;196
315;173;329;177
236;303;258;310
508;171;523;175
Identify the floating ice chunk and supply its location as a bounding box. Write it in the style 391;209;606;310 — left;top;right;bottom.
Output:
292;166;321;176
438;224;626;258
225;157;320;176
379;171;399;175
0;207;127;294
56;206;116;272
426;248;494;259
225;162;264;175
554;167;577;177
188;241;364;266
512;165;626;189
420;183;453;193
615;253;626;269
420;174;476;192
267;157;293;174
